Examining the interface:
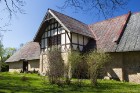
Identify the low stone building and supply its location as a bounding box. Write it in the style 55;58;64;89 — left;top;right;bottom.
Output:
5;42;40;72
88;12;140;83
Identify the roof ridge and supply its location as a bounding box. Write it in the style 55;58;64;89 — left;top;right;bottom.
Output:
88;13;129;26
115;11;131;43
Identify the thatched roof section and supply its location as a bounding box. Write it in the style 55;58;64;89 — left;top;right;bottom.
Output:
6;42;40;63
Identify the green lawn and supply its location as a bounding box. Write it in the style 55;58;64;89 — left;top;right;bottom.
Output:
0;72;140;93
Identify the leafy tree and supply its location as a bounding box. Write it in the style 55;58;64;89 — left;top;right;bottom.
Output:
1;47;16;72
86;50;111;86
0;41;4;71
0;41;16;72
0;41;5;63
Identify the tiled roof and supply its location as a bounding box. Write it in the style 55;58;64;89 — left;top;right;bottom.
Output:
34;8;140;52
5;42;40;62
88;13;130;52
116;13;140;52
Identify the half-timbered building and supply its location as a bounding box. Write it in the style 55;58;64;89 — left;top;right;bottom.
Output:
6;9;140;83
34;9;93;74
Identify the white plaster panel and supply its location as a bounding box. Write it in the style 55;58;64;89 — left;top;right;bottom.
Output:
61;34;65;44
66;33;70;43
72;33;77;44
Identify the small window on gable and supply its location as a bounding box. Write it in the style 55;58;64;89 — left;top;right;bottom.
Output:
54;19;57;22
51;19;53;23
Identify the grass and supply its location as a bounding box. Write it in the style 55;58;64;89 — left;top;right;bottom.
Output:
0;72;140;93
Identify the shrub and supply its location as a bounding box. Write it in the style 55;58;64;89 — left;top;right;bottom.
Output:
47;47;64;85
67;50;87;86
1;62;9;72
86;50;111;86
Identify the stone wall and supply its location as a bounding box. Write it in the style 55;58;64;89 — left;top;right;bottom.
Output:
39;51;70;76
8;59;39;73
39;53;49;74
105;52;123;81
123;52;140;83
106;52;140;83
8;61;23;72
28;60;39;72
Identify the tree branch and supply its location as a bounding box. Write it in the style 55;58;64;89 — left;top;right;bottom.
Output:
60;0;129;18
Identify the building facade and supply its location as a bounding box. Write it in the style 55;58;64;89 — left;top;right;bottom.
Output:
6;9;140;83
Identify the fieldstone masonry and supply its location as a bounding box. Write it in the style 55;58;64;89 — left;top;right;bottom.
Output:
106;52;140;83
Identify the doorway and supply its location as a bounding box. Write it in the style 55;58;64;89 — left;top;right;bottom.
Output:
23;60;28;72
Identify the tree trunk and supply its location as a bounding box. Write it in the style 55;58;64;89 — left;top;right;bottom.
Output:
91;69;98;86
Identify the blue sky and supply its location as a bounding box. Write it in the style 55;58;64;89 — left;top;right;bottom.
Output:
1;0;140;48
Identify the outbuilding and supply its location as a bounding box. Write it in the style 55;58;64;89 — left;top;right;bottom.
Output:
6;42;40;72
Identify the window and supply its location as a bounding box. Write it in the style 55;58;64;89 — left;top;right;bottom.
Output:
48;35;61;47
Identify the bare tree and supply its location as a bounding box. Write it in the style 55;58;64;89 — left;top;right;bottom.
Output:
0;0;25;19
59;0;129;18
0;0;25;31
